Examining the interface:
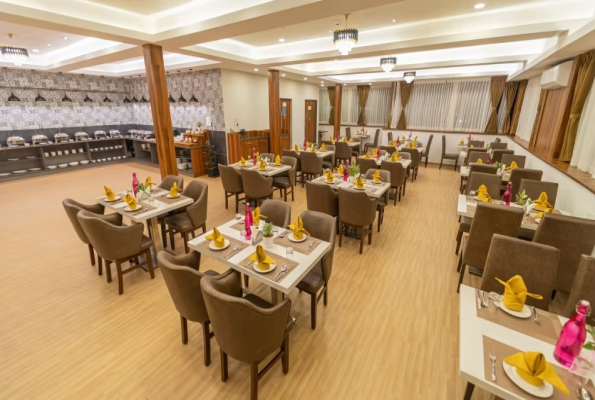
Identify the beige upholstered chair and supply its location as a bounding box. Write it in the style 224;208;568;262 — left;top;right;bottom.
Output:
480;235;559;310
297;211;336;329
468;140;484;148
460;164;498;193
439;135;459;170
357;157;378;176
305;181;339;219
457;203;523;292
518;179;558;206
563;255;595;325
380;160;407;204
363;129;381;153
338;189;378;254
273;156;296;201
468;151;489;165
380;145;396;155
335;141;353;164
501;154;526;168
364;169;390;232
78;210;154;295
300;151;323;187
201;271;293;400
492;149;514;164
489;142;508;150
533;214;595;296
509;168;543;198
158;251;233;366
421;134;433;167
165;181;208;253
387;132;393;142
400;148;420;181
260;153;275;162
345;126;353;140
282;149;302;185
322;144;335;170
156;175;186;247
241;169;274;206
260;199;291;228
219;165;244;212
159;175;184;191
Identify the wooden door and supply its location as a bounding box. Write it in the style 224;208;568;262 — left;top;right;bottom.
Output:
280;98;292;151
305;99;317;144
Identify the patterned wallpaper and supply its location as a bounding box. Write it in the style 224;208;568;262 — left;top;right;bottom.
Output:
0;68;224;132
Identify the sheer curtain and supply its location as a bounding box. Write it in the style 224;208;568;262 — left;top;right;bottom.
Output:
389;82;402;129
319;88;331;123
405;81;454;130
570;78;595;178
515;76;541;141
452;79;492;132
365;86;391;126
341;86;359;124
497;87;507;133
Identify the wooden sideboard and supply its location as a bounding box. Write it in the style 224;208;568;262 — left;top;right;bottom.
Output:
227;130;270;164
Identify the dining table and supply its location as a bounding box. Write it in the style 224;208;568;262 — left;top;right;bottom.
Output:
97;187;193;266
188;218;332;304
397;143;424;154
295;149;335;160
460;165;510;182
229;159;292;177
310;175;391;199
459;284;594;400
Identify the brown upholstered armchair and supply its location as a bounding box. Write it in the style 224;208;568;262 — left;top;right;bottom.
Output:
260;153;275;162
219;164;244;212
356;157;377;176
564;255;595;325
459;164;497;194
164;181;208;253
282;149;302;185
201;272;293;400
518;179;558;206
322;144;335;170
78;210;154;295
501;154;526;168
439;135;459;171
400;148;420;181
334;141;352;164
492;149;514;164
509;168;543;198
363;129;381;153
338;188;378;254
300;151;323;187
156;175;185;247
63;199;123;273
272;156;296;202
241;169;273;206
364;169;390;232
380;160;407;204
260;199;291;228
305;182;338;217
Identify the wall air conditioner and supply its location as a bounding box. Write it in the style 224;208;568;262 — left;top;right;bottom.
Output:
540;60;573;90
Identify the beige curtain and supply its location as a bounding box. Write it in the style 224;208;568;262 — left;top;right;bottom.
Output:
327;87;335;125
356;85;370;126
502;81;520;134
484;76;507;133
385;82;397;129
508;80;528;136
396;81;413;130
530;89;547;147
559;50;595;161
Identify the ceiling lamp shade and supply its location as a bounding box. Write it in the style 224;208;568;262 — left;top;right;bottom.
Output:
35;92;46;102
178;94;187;103
62;93;72;102
168;94;176;103
189;94;199;103
140;95;148;103
84;93;93;103
8;91;20;101
103;95;112;103
333;14;358;56
404;71;416;84
380;57;397;73
1;34;29;63
131;96;139;103
123;96;131;103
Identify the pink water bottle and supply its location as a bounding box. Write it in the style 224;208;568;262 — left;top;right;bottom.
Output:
343;162;349;181
132;172;139;196
244;203;253;240
502;182;512;206
554;300;590;367
252;147;257;165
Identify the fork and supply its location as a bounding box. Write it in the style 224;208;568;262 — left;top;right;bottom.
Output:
532;306;540;323
489;353;497;382
309;239;319;248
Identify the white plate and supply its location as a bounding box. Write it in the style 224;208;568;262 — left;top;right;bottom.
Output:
104;195;121;202
28;167;41;171
47;166;57;170
502;361;553;398
253;262;276;274
353;186;366;191
0;172;11;176
325;180;335;184
535;217;542;224
288;233;307;243
124;206;142;212
80;160;89;165
58;164;68;168
7;158;19;161
166;193;181;199
26;156;37;159
208;239;230;251
498;302;532;318
13;170;27;174
69;162;79;166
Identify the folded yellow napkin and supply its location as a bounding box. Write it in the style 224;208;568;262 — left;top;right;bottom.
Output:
505;161;518;171
372;148;378;156
470;144;475;148
504;351;569;395
390;151;399;162
240;157;246;167
288;215;310;240
337;163;344;175
496;275;542;311
325;170;334;183
258;159;267;170
355;175;365;190
408;141;416;149
256;151;260;161
413;135;418;141
506;146;509;150
274;155;281;166
348;137;353;143
104;185;116;201
306;141;309;148
535;207;554;219
364;153;371;159
205;227;226;248
476;184;493;203
402;135;407;140
249;245;275;270
294;144;300;151
145;176;153;188
533;192;553;211
343;137;348;142
459;139;465;145
476;158;483;164
389;140;397;146
170;182;179;197
320;143;326;151
124;193;138;210
373;169;382;183
252;207;267;225
311;146;317;153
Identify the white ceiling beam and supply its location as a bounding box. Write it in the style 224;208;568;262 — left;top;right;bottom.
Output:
47;46;143;72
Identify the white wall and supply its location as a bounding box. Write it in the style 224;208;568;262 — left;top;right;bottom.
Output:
515;76;542;142
280;79;319;146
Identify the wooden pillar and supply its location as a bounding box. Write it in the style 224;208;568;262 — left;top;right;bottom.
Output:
268;70;281;155
333;84;342;138
142;44;178;178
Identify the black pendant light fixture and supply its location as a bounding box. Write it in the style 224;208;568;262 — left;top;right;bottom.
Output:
59;73;72;102
103;95;112;103
178;93;187;102
189;94;199;103
140;95;148;103
168;94;176;103
3;68;20;101
35;92;46;101
84;93;93;102
123;96;131;103
131;95;138;102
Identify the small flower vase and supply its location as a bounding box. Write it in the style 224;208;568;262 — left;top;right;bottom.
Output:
136;189;150;201
263;235;274;249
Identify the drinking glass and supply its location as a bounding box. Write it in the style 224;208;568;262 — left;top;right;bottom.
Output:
566;356;594;390
240;230;247;241
286;247;294;259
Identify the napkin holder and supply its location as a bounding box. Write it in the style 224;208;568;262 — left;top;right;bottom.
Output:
252;230;263;246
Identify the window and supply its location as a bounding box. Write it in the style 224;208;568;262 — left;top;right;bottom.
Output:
319;88;331;123
405;81;454;131
365;86;391;126
341;86;359;125
452;80;492;133
389;82;402;129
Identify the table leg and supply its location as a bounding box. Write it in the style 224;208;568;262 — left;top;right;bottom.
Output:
463;382;475;400
143;217;164;269
270;287;284;305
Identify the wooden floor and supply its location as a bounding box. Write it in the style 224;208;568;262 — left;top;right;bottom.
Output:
0;161;557;400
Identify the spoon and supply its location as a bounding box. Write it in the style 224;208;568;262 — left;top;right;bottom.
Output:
225;246;239;259
273;265;288;281
577;388;594;400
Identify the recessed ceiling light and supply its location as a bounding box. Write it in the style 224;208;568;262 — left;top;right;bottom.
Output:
281;73;286;77
304;77;307;80
474;3;485;9
278;38;285;43
392;19;396;23
47;44;51;46
329;30;332;33
254;68;259;71
368;82;372;85
343;83;346;86
32;49;39;53
64;36;68;40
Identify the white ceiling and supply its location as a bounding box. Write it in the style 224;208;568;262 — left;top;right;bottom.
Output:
0;0;594;81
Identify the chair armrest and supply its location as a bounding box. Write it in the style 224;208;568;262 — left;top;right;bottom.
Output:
210;269;242;297
95;212;123;226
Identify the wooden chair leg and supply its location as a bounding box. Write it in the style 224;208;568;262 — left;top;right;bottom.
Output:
359;227;364;255
97;256;103;276
220;350;228;382
182;231;189;254
455;231;463;255
225;193;229;209
338;222;343;247
281;336;289;374
457;264;466;293
291;186;294;201
439;158;443;169
202;224;207;234
160;221;167;249
181;315;188;344
145;249;155;279
368;224;373;245
235;193;240;213
202;321;211;366
244;274;250;287
88;243;96;266
169;230;176;250
283;188;287;202
457;253;463;272
105;259;112;283
250;362;259;400
115;260;124;295
323;284;328;305
310;292;317;330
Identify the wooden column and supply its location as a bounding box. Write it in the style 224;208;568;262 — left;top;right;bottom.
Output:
142;44;178;178
268;70;281;155
333;84;342;138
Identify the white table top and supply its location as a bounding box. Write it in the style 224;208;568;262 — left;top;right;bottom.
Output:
188;219;331;294
375;158;412;168
397;144;424;153
310;176;390;199
295;149;334;159
459;285;592;400
460;165;510;182
97;188;193;223
230;160;291;177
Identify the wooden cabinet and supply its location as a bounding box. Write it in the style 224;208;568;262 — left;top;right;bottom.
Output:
227;130;270;164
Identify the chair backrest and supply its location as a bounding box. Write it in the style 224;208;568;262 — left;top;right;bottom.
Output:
468;140;484;148
492;149;514;164
357;157;378;175
495;137;502;143
325;144;335;152
301;210;336;283
489;142;508;150
380;146;396;155
501;154;526;169
282;149;301;172
480;234;559;310
346;127;352;139
469;164;498;176
338;189;377;227
425;134;434;156
466;149;488;165
260;153;275;162
281;156;297;186
387;132;393;142
533;214;595;292
334;141;352;159
364;168;390;182
400;148;420;168
518;179;558;206
260;199;291;228
463;203;523;271
564;255;595;324
241;169;273;199
300;151;323;175
158;251;210;323
218;164;243;193
305;182;339;217
200;273;291;363
441;135;447;156
466;172;501;198
62;198;105;245
372;129;380;146
400;152;411;160
380;160;406;187
509;168;543;198
159;175;185;191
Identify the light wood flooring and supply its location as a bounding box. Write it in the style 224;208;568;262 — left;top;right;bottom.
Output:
0;162;537;400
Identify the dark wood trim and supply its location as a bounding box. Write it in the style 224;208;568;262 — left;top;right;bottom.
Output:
268;70;281;156
333;84;342;139
318;123;510;136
